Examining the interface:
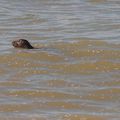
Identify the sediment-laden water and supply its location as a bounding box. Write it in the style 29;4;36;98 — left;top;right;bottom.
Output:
0;0;120;120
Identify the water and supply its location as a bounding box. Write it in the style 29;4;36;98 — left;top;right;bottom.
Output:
0;0;120;120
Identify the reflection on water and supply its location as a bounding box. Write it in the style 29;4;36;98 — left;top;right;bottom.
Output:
0;0;120;120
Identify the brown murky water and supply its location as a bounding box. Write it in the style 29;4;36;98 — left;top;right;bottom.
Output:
0;0;120;120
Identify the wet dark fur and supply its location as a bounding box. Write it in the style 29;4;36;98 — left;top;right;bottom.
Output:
12;39;34;49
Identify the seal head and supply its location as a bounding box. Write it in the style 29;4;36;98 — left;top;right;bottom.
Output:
12;39;34;49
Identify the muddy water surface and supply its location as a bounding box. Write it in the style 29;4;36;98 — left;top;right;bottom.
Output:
0;0;120;120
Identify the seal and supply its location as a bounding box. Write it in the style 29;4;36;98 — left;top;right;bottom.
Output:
12;39;34;49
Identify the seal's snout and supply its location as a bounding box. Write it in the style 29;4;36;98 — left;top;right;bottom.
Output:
12;40;18;47
12;41;15;46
